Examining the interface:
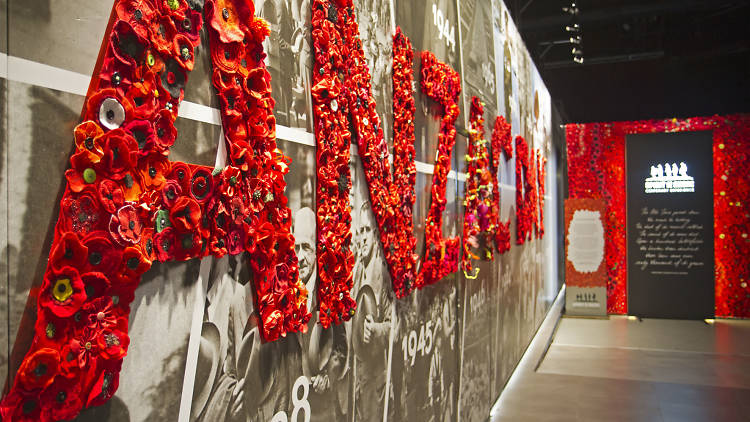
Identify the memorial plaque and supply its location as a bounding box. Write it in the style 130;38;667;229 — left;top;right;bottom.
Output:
626;131;714;319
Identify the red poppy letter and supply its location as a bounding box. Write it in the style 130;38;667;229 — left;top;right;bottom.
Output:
0;1;308;419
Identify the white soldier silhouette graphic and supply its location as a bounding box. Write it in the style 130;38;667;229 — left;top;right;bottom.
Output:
645;161;695;193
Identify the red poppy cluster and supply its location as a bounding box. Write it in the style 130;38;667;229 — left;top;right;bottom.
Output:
204;0;309;340
566;114;749;317
1;0;306;419
461;97;497;275
515;135;540;244
490;116;512;254
418;51;462;286
537;151;547;237
310;2;462;302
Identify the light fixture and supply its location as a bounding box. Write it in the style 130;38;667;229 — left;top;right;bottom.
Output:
573;56;584;64
572;47;582;55
570;36;581;44
565;24;580;33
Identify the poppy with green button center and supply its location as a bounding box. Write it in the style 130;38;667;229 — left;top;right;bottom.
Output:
155;209;172;232
40;266;86;318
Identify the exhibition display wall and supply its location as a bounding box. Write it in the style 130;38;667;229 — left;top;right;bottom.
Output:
566;115;749;318
0;0;562;421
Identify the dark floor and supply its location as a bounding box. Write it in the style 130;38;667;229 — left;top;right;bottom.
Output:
490;296;750;422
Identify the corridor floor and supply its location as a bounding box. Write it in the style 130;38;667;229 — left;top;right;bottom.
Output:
490;301;750;422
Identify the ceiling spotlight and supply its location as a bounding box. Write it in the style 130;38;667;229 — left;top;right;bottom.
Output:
572;47;582;55
562;6;579;15
573;56;584;64
565;24;581;33
569;36;581;44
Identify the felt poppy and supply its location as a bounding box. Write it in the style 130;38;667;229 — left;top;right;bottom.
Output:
153;109;177;152
100;129;139;180
115;0;157;39
39;374;84;422
159;58;187;100
160;179;182;208
174;230;203;261
209;35;243;73
119;170;144;202
65;149;102;193
97;179;125;214
174;8;203;45
158;0;190;18
206;0;255;43
0;389;42;422
259;300;283;342
137;152;170;189
33;307;71;352
126;75;161;120
170;196;201;231
219;166;242;198
140;226;156;261
153;226;176;262
167;161;191;192
173;33;196;71
115;246;151;284
100;56;136;97
61;191;102;236
74;121;105;156
229;142;251;171
79;272;111;303
40;266;87;318
109;205;142;245
85;359;122;409
111;20;148;67
211;68;241;93
208;233;228;257
150;14;178;56
189;168;214;203
49;232;88;271
15;347;60;392
82;231;122;275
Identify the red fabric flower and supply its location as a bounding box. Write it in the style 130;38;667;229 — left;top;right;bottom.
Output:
154;226;176;262
82;231;122;275
174;8;203;45
16;348;60;391
74;121;105;156
40;266;87;318
115;246;151;284
65;150;102;193
40;374;84;421
97;179;125;213
100;129;139;180
168;161;192;193
111;20;149;67
115;0;157;39
50;232;88;271
85;359;122;408
137;152;170;189
61;190;102;237
170;196;201;231
189;167;214;203
161;179;182;207
81;272;112;301
0;389;42;422
109;205;143;245
206;0;255;43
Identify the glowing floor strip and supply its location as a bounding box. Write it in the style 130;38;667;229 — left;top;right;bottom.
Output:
489;285;566;420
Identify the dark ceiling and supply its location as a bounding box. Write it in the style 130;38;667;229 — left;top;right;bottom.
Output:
503;0;750;123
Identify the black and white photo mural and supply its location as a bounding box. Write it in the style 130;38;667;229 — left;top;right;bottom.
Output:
0;0;560;421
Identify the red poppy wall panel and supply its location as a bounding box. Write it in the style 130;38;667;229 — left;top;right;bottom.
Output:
0;0;311;419
566;114;750;317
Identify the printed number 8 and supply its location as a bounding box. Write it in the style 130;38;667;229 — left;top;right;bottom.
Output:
270;376;311;422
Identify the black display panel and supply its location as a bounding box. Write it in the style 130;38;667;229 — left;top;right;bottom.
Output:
626;131;714;319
